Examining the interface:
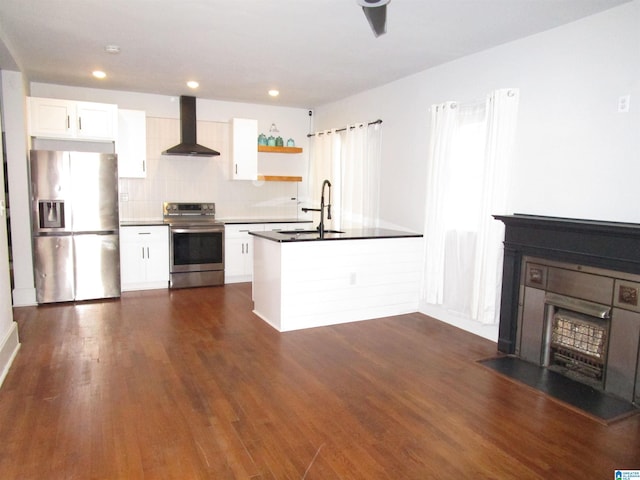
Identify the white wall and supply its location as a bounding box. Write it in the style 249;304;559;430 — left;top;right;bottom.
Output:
1;70;35;306
314;1;640;340
0;71;22;381
315;1;640;231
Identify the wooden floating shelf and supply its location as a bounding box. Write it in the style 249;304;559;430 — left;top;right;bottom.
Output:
258;145;303;154
257;175;302;182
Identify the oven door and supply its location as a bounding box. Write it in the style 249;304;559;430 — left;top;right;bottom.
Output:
169;225;224;273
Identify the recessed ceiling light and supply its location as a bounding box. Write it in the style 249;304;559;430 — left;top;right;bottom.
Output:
92;70;107;79
104;45;121;54
187;81;199;89
268;89;279;97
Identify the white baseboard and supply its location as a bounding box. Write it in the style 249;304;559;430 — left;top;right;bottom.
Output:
419;302;499;343
0;322;20;388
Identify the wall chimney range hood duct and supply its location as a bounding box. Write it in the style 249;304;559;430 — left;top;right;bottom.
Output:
162;96;220;156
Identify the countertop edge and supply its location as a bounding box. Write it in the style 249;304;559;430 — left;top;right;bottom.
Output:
250;228;423;243
120;219;313;227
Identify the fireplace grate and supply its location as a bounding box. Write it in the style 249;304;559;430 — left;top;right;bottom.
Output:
550;309;608;380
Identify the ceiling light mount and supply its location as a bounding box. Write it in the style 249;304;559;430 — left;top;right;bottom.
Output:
356;0;390;7
357;0;390;37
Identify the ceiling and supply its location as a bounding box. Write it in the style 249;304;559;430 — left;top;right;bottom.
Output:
0;0;631;108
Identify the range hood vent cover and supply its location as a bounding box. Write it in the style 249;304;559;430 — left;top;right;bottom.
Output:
162;96;220;157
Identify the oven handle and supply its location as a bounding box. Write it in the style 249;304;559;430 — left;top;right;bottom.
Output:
170;226;225;234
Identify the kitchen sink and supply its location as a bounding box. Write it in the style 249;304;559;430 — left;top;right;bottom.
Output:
277;229;344;235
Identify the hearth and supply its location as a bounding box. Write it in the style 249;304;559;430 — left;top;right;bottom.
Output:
495;215;640;405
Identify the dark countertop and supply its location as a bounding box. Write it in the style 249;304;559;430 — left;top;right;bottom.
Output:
120;220;166;227
218;218;312;225
249;227;423;243
120;218;312;227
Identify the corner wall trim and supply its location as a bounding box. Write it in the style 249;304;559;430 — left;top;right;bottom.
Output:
0;322;20;388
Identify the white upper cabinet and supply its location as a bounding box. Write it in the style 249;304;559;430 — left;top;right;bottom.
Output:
28;97;117;141
116;109;147;178
230;117;258;180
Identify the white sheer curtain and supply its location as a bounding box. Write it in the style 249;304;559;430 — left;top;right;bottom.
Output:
308;122;382;230
308;129;340;210
422;89;519;324
339;122;382;229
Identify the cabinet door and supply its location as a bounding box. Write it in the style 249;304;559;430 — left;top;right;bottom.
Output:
230;118;258;180
144;228;170;283
225;236;248;280
120;226;169;290
117;109;147;178
28;97;74;138
225;224;262;283
120;232;147;287
76;102;117;141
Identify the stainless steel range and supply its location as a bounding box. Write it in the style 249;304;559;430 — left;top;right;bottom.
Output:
163;202;224;288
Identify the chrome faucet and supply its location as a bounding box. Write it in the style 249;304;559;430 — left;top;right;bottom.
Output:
302;179;332;237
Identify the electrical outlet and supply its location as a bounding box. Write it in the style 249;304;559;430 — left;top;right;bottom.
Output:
618;94;631;113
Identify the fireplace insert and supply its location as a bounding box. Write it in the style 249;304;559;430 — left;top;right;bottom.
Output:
517;256;640;403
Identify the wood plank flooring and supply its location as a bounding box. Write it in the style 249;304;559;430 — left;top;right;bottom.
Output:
0;283;638;479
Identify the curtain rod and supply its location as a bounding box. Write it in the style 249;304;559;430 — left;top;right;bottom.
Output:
306;119;382;137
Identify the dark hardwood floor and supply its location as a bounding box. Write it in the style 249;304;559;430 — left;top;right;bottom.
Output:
0;283;638;479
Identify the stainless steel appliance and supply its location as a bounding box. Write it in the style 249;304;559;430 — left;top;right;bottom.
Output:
30;150;120;304
163;202;224;288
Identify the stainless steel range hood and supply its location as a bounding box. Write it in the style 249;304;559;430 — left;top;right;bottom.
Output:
162;96;220;156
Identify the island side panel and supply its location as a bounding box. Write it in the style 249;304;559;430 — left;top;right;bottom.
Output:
278;237;424;331
252;236;283;330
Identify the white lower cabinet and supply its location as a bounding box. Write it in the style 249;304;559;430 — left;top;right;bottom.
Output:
224;223;311;284
225;224;263;283
120;225;169;291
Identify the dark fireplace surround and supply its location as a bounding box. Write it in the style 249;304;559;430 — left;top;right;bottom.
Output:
494;214;640;404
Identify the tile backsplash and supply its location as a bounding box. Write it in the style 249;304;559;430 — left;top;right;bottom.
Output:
118;117;304;220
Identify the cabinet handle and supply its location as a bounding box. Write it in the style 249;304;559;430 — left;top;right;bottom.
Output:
142;160;146;173
141;247;145;259
138;232;151;235
235;164;238;175
78;116;82;131
67;115;70;129
246;242;249;254
146;247;150;259
241;243;245;254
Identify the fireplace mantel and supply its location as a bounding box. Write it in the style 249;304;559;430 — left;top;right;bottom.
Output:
494;214;640;353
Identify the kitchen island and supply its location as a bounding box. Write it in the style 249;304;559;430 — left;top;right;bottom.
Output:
249;228;424;331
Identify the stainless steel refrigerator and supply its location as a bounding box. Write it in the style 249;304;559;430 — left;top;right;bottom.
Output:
30;150;120;304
